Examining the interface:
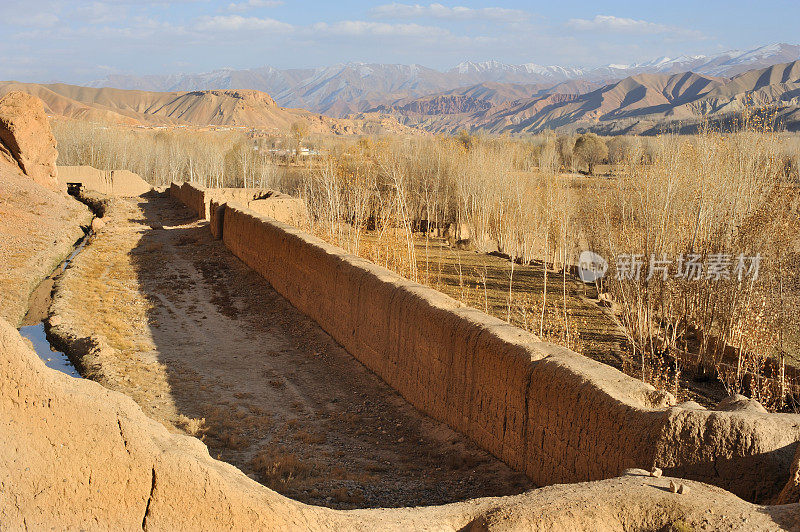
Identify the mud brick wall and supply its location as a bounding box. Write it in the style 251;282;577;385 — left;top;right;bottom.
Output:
171;182;308;229
183;183;208;220
169;182;295;222
214;202;800;503
209;200;224;240
208;187;275;206
248;197;309;230
168;182;207;219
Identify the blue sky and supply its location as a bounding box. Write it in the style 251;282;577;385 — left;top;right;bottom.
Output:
0;0;797;83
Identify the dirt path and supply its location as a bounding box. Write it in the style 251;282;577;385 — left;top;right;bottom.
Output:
52;192;531;509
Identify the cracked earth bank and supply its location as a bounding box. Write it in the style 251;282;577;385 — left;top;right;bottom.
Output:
47;192;532;509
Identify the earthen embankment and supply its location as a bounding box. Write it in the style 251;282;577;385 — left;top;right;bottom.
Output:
193;196;800;503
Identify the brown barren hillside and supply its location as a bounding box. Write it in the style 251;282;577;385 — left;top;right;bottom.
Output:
376;61;800;134
0;82;414;135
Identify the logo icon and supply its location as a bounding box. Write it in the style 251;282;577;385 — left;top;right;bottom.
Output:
578;251;608;283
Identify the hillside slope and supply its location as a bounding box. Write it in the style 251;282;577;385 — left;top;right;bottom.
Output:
0;92;92;326
5;60;800;136
0;82;413;135
377;61;800;134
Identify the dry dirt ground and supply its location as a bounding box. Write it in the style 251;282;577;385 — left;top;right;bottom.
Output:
51;192;531;509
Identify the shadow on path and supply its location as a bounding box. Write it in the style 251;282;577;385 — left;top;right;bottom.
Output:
125;192;532;509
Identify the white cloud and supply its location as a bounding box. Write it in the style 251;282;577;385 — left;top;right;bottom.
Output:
13;16;191;43
196;15;293;32
311;20;450;38
228;0;283;12
2;12;59;28
73;2;127;24
567;15;703;38
98;0;204;3
369;3;527;22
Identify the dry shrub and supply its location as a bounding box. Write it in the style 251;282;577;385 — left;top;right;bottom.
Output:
52;120;289;189
445;451;481;471
292;429;326;445
512;292;584;352
176;234;201;246
250;447;312;486
328;487;364;505
201;405;271;451
176;414;206;436
582;118;800;408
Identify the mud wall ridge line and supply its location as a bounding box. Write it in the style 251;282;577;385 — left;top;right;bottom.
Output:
170;182;800;503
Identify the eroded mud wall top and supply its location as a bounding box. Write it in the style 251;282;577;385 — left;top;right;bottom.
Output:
213;199;800;503
0;91;58;189
171;182;307;227
5;314;797;530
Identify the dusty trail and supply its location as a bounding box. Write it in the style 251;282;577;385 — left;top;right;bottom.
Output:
53;192;531;509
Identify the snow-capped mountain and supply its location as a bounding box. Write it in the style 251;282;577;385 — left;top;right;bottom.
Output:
87;43;800;117
371;59;800;135
450;60;585;78
444;44;800;82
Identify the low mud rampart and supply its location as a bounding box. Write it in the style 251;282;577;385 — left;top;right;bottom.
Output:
169;182;208;220
201;199;800;503
57;166;152;197
4;316;799;530
170;182;307;227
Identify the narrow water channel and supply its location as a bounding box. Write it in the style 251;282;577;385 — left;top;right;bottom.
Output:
19;323;80;377
18;235;90;378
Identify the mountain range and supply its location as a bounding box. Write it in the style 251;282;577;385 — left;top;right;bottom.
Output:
3;44;800;136
380;61;800;135
87;43;800;118
0;83;411;135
